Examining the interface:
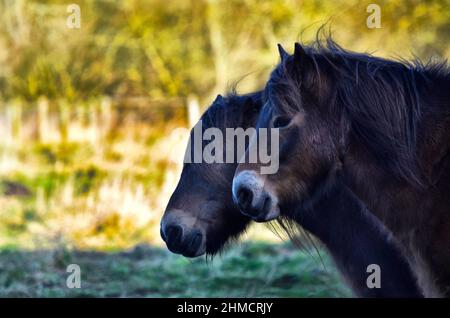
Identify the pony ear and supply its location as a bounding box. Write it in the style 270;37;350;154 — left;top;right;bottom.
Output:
243;93;262;113
293;42;308;67
213;94;224;104
292;43;330;105
277;44;289;62
292;42;316;87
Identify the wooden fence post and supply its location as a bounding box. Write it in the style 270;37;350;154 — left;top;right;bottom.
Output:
11;99;23;144
187;94;200;128
59;99;70;143
38;97;49;142
100;96;112;138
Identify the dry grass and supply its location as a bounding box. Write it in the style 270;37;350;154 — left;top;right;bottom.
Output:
0;98;189;250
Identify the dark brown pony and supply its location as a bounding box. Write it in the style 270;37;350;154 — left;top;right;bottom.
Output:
233;41;450;297
161;93;422;297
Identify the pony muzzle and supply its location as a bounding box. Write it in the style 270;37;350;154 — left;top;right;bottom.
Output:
232;170;280;222
160;212;207;258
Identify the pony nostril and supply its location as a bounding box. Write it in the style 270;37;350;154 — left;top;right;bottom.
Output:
256;195;276;222
166;224;183;246
189;232;203;253
262;196;272;215
237;187;253;211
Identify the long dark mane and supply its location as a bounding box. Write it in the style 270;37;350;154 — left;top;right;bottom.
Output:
267;37;450;186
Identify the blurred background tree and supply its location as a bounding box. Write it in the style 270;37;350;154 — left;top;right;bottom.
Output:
1;0;448;104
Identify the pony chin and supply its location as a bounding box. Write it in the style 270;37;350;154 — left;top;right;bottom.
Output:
205;227;249;258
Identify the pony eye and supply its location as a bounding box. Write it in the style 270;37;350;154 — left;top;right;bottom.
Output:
272;116;291;128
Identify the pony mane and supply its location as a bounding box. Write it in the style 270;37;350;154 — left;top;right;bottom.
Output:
268;37;450;186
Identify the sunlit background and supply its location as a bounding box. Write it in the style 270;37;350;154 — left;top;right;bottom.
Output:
0;0;448;297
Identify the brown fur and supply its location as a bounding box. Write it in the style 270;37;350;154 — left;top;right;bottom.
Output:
237;41;450;296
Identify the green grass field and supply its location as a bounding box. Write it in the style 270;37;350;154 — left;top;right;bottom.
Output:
0;242;351;298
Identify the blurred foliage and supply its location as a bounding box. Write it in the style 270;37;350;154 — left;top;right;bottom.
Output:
0;0;448;104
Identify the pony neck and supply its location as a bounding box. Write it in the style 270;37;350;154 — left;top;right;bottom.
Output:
342;142;418;234
293;185;422;297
